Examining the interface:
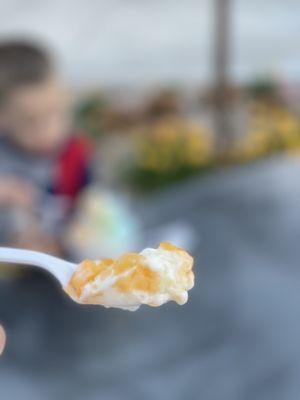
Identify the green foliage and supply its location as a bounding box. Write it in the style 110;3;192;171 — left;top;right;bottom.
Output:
246;77;279;101
75;94;108;137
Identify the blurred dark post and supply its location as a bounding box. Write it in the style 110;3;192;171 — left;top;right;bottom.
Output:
213;0;233;156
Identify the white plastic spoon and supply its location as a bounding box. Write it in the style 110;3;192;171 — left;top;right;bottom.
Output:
0;247;77;286
0;245;195;311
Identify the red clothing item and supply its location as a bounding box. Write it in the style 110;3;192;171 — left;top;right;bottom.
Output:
52;134;92;200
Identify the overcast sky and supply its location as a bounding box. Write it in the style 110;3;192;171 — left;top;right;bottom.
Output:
0;0;299;87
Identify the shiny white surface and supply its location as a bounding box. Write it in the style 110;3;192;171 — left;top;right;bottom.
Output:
0;247;76;286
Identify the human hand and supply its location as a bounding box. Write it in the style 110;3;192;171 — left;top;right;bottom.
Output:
0;325;6;355
0;176;39;209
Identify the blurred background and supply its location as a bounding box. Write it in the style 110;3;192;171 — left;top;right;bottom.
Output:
1;0;300;399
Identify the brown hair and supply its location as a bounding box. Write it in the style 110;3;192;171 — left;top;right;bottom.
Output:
0;40;53;105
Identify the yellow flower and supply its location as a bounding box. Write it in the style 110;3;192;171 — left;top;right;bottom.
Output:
131;117;213;172
237;101;300;161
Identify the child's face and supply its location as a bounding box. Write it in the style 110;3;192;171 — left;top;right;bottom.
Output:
1;76;70;154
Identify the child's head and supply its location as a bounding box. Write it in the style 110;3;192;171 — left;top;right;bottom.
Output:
0;40;70;154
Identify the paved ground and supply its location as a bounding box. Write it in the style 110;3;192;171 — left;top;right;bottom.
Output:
1;156;300;400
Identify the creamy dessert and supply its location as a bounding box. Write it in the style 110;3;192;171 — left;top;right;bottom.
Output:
65;242;194;311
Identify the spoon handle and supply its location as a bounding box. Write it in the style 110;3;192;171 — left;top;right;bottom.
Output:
0;247;76;286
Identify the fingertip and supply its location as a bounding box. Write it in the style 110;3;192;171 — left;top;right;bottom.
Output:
0;325;6;355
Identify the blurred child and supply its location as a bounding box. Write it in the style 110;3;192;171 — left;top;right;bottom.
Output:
0;41;92;254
